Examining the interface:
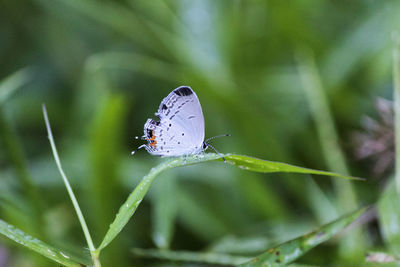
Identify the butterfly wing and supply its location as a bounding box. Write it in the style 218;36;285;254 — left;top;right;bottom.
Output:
144;86;205;156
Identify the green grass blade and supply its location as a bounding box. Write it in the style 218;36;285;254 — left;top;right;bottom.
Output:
87;94;127;266
381;32;400;258
224;154;362;180
132;248;251;266
42;105;101;267
0;219;82;267
239;207;367;266
297;47;364;259
98;153;362;251
89;94;127;236
393;32;400;194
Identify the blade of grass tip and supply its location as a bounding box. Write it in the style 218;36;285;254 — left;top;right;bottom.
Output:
393;31;400;194
224;154;364;181
42;104;101;267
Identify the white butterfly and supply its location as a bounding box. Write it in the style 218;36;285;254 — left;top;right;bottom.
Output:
132;86;228;159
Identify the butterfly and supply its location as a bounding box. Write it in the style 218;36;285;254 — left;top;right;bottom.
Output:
132;86;228;160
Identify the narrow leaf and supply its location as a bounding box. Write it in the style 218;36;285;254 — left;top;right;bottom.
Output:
239;207;367;266
225;154;363;180
393;32;400;193
0;219;82;267
132;248;251;266
99;153;362;251
378;33;400;257
42;105;99;267
297;46;365;259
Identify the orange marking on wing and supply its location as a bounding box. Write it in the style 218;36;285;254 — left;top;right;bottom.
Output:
146;131;156;141
149;140;157;147
147;130;157;147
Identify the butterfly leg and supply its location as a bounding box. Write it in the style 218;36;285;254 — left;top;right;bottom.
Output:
183;154;189;164
194;151;203;162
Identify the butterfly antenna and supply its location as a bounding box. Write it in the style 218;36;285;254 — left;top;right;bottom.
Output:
131;144;146;155
205;134;231;143
205;142;226;162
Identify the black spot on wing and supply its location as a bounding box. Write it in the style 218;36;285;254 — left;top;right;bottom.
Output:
148;119;160;126
146;129;153;138
173;86;193;96
162;104;168;110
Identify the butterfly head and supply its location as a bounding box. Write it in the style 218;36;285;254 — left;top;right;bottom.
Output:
202;142;209;150
202;134;231;162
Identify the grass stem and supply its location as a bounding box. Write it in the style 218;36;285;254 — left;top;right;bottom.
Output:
42;104;101;267
296;47;365;259
393;32;400;195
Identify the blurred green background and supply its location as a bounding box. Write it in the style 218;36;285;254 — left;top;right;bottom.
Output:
1;0;400;266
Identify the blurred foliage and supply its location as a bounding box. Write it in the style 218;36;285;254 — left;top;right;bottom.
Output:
1;0;400;266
